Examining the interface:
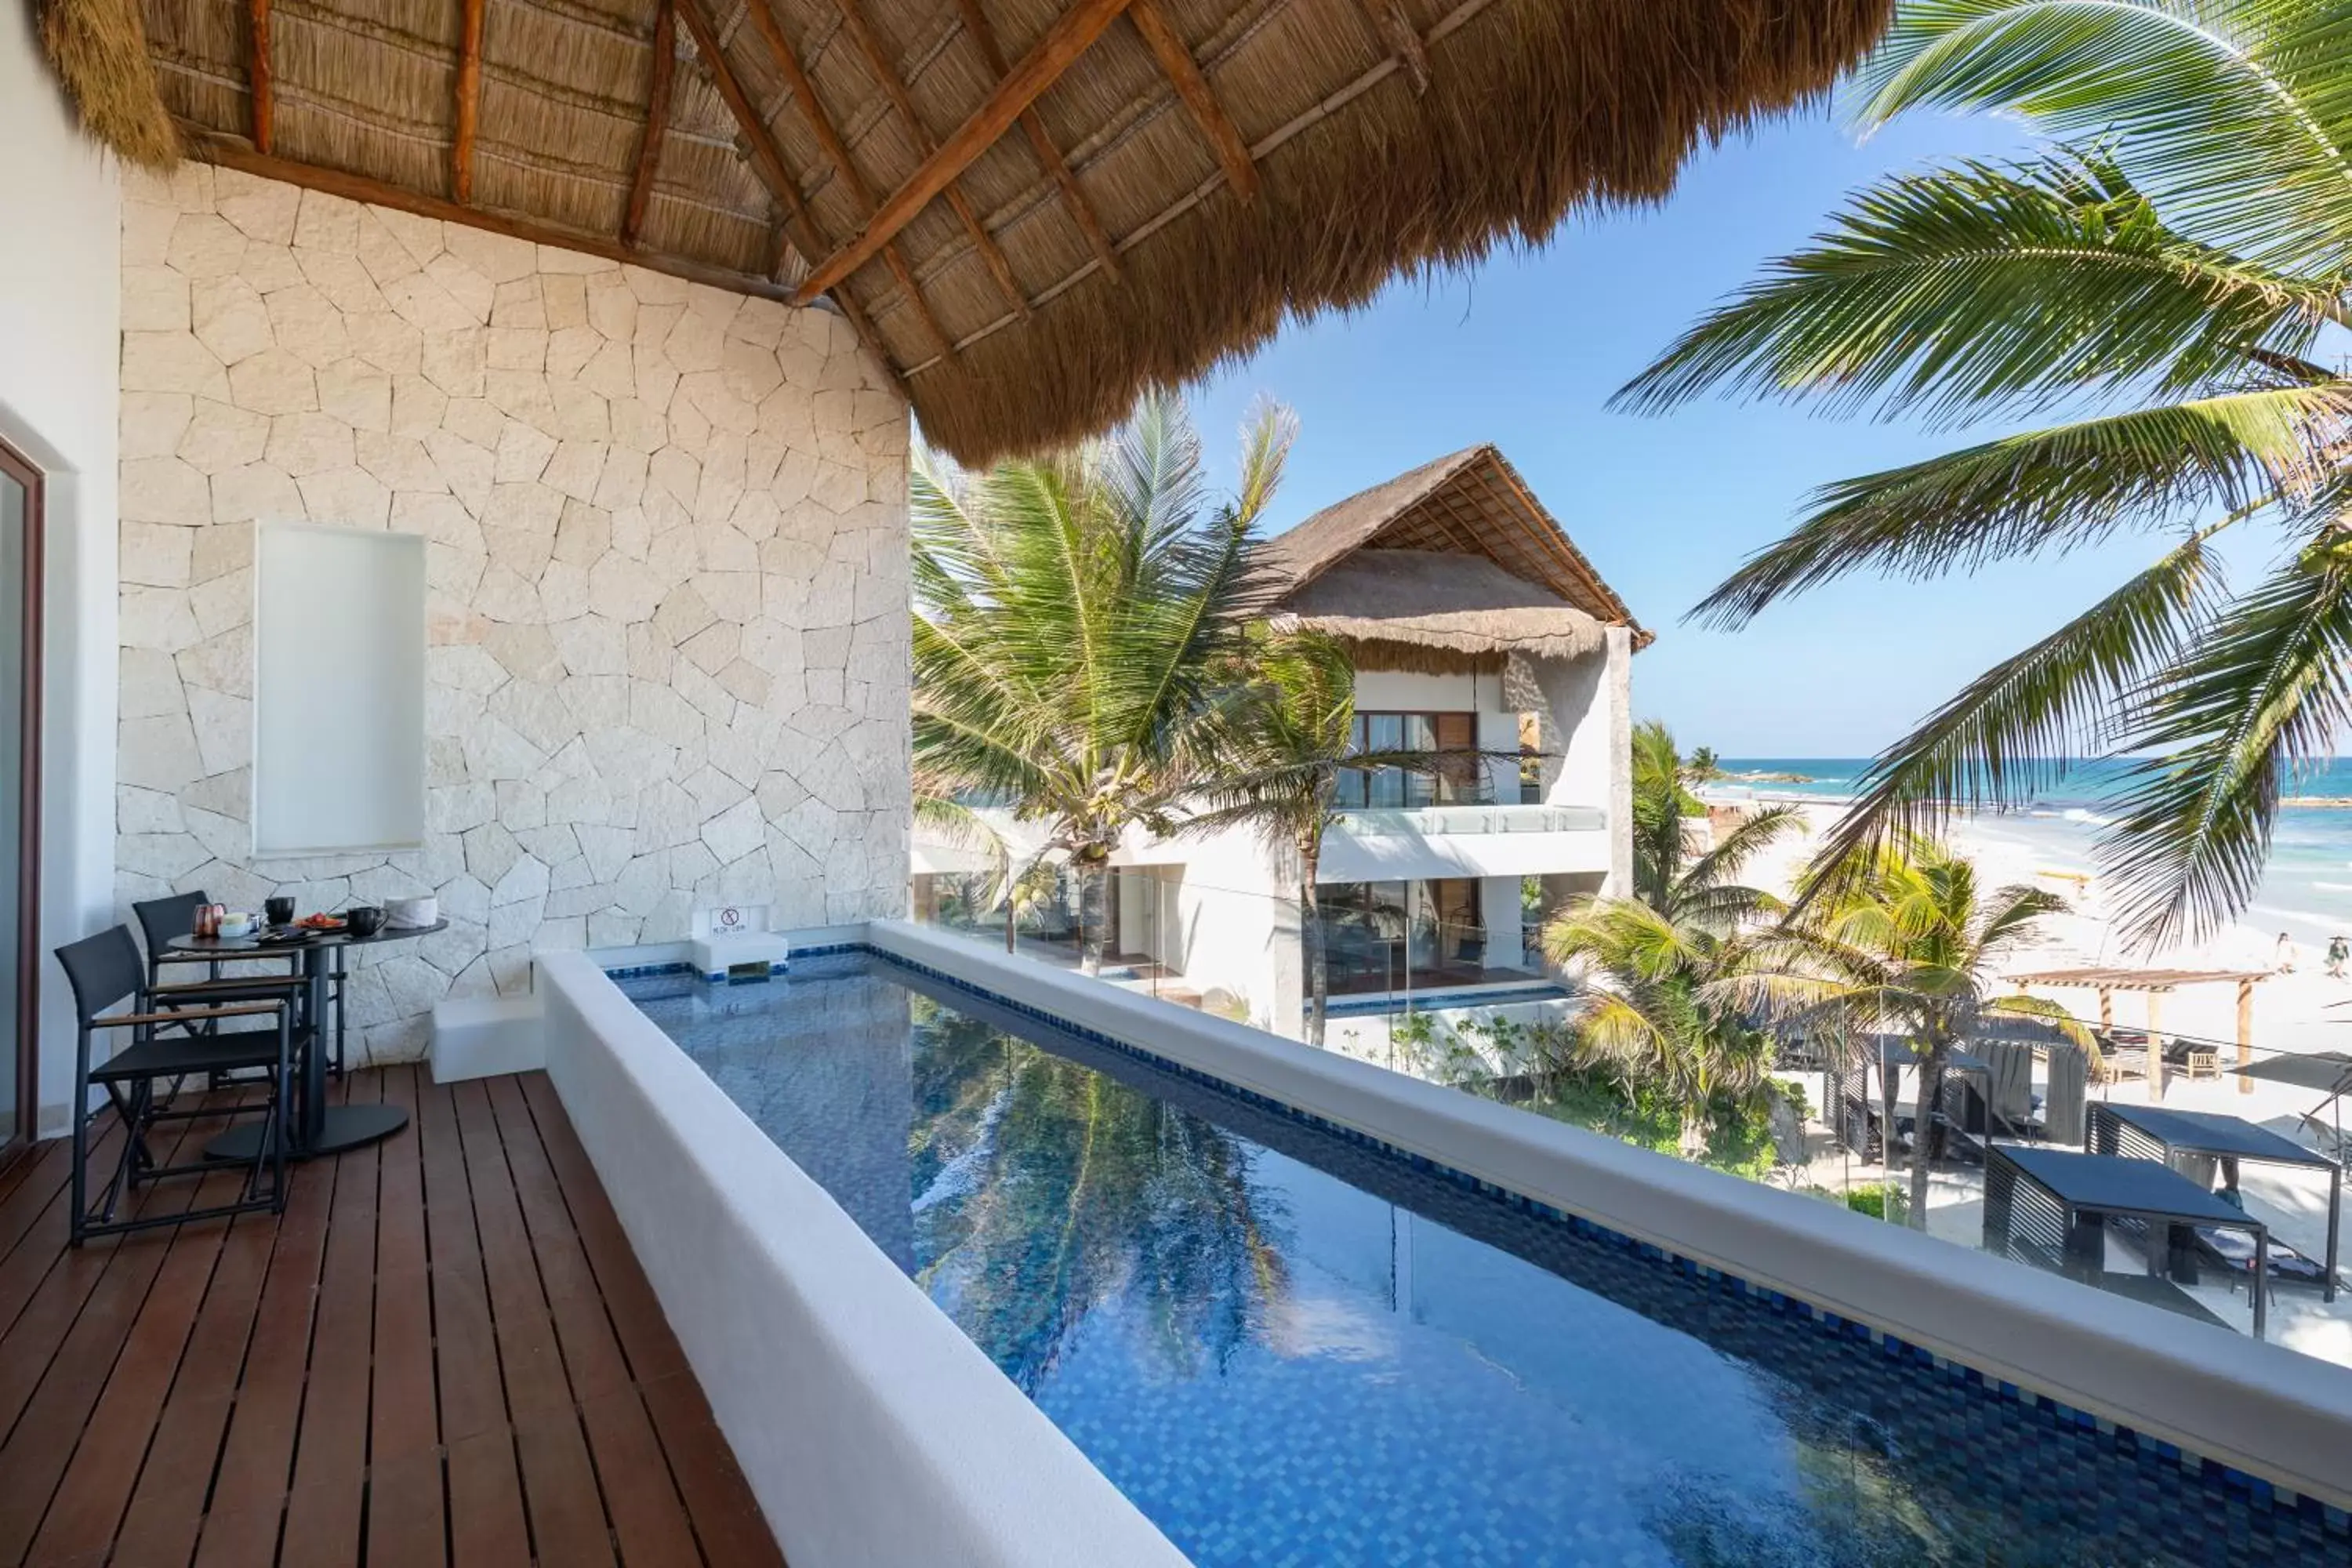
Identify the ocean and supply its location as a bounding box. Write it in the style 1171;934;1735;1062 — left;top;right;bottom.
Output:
1712;757;2352;950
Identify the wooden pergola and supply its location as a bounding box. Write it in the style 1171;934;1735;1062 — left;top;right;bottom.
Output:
2010;967;2271;1099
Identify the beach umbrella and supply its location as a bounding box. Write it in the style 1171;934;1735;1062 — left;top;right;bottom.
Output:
2234;1051;2352;1159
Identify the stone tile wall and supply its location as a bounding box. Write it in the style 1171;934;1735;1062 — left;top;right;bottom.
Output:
114;163;910;1063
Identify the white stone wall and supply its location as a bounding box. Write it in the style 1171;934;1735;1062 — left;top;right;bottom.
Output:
114;163;910;1064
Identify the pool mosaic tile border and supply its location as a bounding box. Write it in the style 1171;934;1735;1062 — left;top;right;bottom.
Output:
608;942;2352;1541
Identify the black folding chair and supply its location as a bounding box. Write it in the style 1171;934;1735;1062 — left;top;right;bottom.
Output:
132;891;325;1079
58;925;297;1245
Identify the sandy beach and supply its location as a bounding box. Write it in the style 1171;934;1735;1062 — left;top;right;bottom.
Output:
1716;795;2352;1060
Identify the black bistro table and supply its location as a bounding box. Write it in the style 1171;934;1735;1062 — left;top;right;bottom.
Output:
1984;1142;2270;1338
165;919;450;1162
2088;1101;2341;1301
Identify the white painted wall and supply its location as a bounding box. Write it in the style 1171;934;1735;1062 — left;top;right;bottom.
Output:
535;949;1187;1568
0;14;122;1132
1528;629;1633;894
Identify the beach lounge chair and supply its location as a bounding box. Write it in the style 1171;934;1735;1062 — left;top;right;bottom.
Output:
2194;1225;2335;1290
2085;1032;2148;1088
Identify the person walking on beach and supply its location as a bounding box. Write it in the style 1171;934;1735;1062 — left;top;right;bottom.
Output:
2329;935;2349;980
2277;932;2302;975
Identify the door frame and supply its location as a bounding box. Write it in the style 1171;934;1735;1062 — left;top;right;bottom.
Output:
0;437;42;1162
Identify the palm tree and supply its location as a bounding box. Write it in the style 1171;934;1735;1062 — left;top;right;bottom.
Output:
1757;837;2087;1227
912;393;1294;972
1173;630;1483;1046
1628;720;1795;919
1542;726;1806;1153
1619;0;2352;946
1686;745;1726;786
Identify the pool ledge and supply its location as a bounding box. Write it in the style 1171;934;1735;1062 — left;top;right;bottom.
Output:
534;948;1189;1568
868;920;2352;1513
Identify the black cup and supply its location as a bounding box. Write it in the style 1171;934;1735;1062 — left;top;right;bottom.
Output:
344;906;386;938
265;896;296;927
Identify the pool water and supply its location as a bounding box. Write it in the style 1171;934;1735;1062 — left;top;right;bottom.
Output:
622;955;2344;1566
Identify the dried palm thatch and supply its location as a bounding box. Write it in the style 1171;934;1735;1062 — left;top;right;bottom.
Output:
56;0;1889;458
1260;442;1647;646
1272;548;1606;672
39;0;180;167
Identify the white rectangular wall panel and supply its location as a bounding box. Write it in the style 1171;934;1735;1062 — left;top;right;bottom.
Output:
252;524;426;858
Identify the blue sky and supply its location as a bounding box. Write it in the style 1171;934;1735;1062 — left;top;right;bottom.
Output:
1178;101;2263;758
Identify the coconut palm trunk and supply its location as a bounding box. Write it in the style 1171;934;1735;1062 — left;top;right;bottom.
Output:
1910;1040;1950;1226
1075;854;1109;975
1300;835;1328;1046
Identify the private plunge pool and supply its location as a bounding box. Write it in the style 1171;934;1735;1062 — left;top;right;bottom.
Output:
616;953;2339;1566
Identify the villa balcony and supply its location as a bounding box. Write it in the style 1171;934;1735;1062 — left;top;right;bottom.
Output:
1323;803;1611;883
0;1067;775;1568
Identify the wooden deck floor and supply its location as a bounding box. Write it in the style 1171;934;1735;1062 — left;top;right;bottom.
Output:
0;1067;786;1568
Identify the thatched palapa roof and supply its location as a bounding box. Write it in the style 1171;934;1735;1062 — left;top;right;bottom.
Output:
50;0;1892;461
1273;548;1605;665
1259;443;1646;667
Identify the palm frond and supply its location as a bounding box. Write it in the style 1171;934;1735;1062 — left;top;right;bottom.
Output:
1855;0;2352;274
2103;532;2352;944
1801;526;2226;889
1679;805;1806;900
1617;150;2344;425
1691;386;2342;629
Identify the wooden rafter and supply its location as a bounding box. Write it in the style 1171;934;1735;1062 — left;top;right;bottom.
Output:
740;2;956;358
622;0;677;247
1127;0;1258;203
453;0;486;202
246;0;274;153
950;0;1122;284
194;139;781;301
828;0;1030;318
1349;0;1428;94
671;0;913;397
791;0;1134;307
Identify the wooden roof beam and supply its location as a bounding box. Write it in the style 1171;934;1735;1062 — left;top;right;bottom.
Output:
454;0;485;201
1127;0;1258;204
247;0;274;153
741;2;957;358
1349;0;1429;94
622;0;677;248
672;0;914;397
949;0;1122;284
828;0;1032;319
791;0;1135;307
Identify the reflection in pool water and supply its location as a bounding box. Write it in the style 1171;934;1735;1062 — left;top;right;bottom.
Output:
624;956;2342;1566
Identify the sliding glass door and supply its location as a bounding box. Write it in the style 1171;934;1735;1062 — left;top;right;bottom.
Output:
0;441;39;1160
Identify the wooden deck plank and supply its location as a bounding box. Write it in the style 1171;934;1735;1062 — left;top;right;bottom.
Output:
451;1080;615;1568
105;1183;279;1567
515;1079;781;1568
366;1065;446;1568
19;1129;251;1564
488;1076;702;1568
275;1072;382;1568
190;1078;344;1568
413;1073;528;1568
0;1068;786;1568
485;1075;630;1399
514;1075;689;1385
0;1138;72;1266
0;1106;228;1564
0;1123;127;1346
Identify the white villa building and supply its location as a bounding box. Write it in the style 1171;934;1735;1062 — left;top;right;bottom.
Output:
913;445;1642;1041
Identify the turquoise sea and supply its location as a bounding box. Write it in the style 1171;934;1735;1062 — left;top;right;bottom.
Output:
1713;757;2352;949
